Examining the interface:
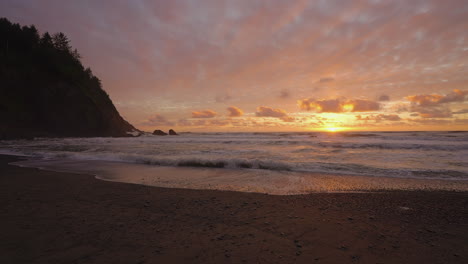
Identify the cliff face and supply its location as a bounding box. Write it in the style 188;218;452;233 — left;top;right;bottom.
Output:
0;18;137;139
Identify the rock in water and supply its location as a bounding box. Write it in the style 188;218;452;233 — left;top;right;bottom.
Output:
169;129;178;135
153;130;168;136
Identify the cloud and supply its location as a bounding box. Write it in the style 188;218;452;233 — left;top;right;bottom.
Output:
279;116;296;122
279;89;290;99
298;99;341;112
318;77;335;83
255;106;295;122
378;95;390;101
406;89;468;106
191;109;217;118
227;106;243;117
405;89;468;118
4;0;468;133
453;109;468;114
298;98;380;113
256;106;288;118
348;99;380;112
139;114;174;126
379;114;401;121
439;89;468;103
356;114;401;122
416;107;453;118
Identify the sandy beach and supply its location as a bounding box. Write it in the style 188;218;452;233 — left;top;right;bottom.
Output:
1;154;467;264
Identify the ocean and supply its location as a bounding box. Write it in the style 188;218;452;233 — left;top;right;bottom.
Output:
2;131;468;194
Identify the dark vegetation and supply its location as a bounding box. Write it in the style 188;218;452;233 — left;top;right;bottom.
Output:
0;18;136;139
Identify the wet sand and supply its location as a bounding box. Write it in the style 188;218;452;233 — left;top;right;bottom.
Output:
1;155;467;263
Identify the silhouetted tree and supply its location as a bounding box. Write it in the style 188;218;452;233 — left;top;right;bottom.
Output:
40;32;53;47
52;32;71;52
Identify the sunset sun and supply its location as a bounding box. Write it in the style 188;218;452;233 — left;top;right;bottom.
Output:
325;127;343;132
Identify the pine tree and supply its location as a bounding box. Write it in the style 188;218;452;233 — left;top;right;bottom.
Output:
52;32;71;52
40;32;53;47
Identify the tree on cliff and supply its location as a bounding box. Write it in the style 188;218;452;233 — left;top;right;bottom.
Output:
0;17;136;139
52;32;71;52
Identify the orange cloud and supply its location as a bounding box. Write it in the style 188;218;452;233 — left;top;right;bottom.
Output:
298;98;380;113
417;108;452;118
191;110;217;118
227;106;243;117
298;99;341;112
255;106;295;122
405;90;468;119
406;89;468;106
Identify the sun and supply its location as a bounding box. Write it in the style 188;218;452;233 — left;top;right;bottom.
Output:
325;127;344;132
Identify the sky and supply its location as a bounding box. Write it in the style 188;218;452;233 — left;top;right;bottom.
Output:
1;0;468;132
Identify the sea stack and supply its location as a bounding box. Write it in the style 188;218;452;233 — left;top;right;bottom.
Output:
169;129;178;135
153;130;168;136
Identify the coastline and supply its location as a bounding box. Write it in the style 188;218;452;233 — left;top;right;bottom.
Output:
1;154;467;263
9;157;468;195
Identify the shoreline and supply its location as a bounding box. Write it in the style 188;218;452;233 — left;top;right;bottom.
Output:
8;155;468;195
1;154;467;263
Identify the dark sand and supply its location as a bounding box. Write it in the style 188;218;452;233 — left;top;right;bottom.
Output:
1;155;467;264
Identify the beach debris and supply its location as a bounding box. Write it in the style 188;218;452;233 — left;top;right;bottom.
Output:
398;206;411;211
338;245;348;251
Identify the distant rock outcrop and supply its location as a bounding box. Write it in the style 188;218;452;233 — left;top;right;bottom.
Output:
169;129;178;135
153;130;168;136
0;18;138;139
